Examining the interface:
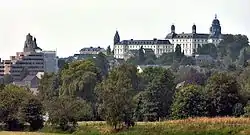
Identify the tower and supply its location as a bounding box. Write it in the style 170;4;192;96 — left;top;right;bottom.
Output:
23;33;42;52
171;24;175;33
114;30;120;45
210;14;221;38
192;24;196;34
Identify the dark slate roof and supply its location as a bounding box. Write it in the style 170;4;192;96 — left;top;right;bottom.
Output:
73;54;98;60
116;39;171;45
80;46;104;52
166;33;210;39
144;49;154;53
23;75;37;81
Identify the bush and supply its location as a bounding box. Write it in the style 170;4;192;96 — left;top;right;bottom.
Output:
46;97;92;132
21;97;44;131
171;85;208;119
244;102;250;117
232;103;244;117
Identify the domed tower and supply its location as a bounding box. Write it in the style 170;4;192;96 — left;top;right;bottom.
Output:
210;14;221;38
171;24;175;33
114;30;120;45
192;24;196;34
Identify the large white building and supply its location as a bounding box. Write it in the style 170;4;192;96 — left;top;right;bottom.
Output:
114;15;223;59
113;32;174;59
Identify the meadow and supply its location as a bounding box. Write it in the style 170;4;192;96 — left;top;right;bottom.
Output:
1;117;250;135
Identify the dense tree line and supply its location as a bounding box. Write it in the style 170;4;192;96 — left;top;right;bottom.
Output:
1;34;250;133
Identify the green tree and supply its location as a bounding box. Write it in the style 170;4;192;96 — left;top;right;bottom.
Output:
47;97;92;132
3;74;13;84
174;44;183;62
138;46;145;64
180;56;195;65
20;97;44;131
142;69;175;121
237;67;250;101
133;92;144;121
156;52;174;65
0;85;31;131
106;45;112;55
218;34;249;61
197;43;217;58
171;85;208;119
205;72;241;116
97;65;135;129
38;73;60;102
91;52;109;77
138;67;166;91
60;60;100;101
238;48;248;67
244;102;250;117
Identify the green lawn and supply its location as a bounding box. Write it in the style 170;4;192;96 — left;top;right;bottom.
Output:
1;117;250;135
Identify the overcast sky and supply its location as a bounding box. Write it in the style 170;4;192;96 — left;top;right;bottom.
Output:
0;0;249;59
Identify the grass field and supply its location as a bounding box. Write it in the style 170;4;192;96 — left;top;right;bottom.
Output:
1;117;250;135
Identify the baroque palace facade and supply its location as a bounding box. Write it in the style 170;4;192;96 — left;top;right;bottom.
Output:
113;15;223;59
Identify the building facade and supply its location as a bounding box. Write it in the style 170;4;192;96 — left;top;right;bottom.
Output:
113;15;223;59
113;30;174;59
80;46;105;55
0;33;58;81
165;15;222;56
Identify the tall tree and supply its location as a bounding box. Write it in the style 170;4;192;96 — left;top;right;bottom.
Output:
174;44;183;62
91;52;109;77
197;43;217;58
97;64;135;129
47;97;92;131
138;46;145;64
238;67;250;101
205;72;242;116
59;60;100;101
106;45;112;56
38;73;60;102
171;85;208;119
156;52;174;65
238;48;248;67
0;85;31;131
3;74;13;84
142;68;175;121
20;97;44;131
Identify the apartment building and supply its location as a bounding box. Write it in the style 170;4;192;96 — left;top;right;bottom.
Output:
0;33;58;81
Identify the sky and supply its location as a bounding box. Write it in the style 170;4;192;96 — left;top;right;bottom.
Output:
0;0;249;59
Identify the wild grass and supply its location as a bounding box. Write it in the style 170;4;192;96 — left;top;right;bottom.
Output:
1;117;250;135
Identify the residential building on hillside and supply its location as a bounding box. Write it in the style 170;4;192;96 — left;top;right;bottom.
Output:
80;46;105;54
0;33;58;81
113;15;223;59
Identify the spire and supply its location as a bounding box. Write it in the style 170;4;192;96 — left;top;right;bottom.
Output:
171;24;175;33
192;23;196;34
215;14;217;19
114;30;120;45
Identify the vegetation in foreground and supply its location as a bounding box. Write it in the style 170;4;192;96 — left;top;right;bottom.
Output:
1;117;250;135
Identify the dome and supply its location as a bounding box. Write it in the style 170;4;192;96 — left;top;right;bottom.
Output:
192;24;196;30
212;14;220;25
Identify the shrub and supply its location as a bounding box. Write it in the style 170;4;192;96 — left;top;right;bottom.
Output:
232;103;244;117
244;102;250;117
171;85;208;119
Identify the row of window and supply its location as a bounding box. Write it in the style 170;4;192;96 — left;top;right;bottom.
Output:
174;39;208;42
